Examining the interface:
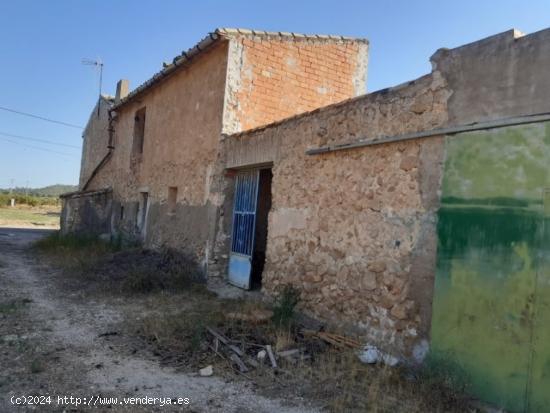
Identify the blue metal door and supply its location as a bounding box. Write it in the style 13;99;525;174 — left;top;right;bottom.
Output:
228;170;260;289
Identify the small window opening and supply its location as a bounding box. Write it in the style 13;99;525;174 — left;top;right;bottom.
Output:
132;107;146;155
120;205;124;220
167;187;177;214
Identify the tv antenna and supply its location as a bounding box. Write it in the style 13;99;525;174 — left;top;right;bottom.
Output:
82;57;104;116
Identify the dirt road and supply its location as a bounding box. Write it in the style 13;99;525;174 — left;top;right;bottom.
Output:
0;228;317;412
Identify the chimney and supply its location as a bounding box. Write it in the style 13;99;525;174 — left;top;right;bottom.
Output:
115;79;129;104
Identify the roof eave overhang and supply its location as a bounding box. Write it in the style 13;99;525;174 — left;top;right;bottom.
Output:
111;32;227;111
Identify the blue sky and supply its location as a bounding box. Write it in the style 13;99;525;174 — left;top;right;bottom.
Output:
0;0;549;188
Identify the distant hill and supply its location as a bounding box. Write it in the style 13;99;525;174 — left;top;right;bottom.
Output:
31;184;78;196
0;184;78;197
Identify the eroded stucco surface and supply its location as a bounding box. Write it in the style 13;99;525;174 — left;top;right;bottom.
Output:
92;42;230;261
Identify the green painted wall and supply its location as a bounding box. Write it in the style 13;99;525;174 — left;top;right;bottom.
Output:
431;123;550;412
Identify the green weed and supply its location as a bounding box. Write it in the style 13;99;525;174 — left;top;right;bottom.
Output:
272;284;300;328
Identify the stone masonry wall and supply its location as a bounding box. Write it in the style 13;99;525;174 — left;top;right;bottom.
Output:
222;28;550;358
224;72;450;358
208;34;369;275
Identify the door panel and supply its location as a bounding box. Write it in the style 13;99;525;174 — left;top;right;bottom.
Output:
228;170;260;289
431;123;550;412
529;189;550;412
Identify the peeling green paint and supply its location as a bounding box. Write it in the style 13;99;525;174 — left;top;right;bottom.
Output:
431;123;550;412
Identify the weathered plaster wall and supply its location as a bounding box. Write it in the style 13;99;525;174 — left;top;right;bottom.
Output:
79;97;112;189
224;73;450;357
60;189;112;236
104;41;230;264
432;28;550;124
223;35;368;134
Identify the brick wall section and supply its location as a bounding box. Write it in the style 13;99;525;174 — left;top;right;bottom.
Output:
223;72;451;358
225;35;368;133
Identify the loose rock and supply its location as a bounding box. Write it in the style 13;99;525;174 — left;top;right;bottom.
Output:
199;365;213;377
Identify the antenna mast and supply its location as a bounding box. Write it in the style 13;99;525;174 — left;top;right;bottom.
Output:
82;58;104;117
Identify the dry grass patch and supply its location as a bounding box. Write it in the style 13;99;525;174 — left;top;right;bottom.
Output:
34;232;121;272
36;233;473;412
288;349;472;412
34;233;204;296
130;295;279;369
128;289;473;413
0;204;60;228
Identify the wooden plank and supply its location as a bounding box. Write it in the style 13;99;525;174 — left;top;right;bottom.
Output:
302;329;361;349
277;349;301;358
206;327;244;356
317;332;361;349
229;353;249;373
265;345;277;368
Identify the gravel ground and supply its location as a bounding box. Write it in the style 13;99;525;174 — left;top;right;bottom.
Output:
0;227;318;413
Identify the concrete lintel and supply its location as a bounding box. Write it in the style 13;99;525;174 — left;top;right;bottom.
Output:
225;132;281;169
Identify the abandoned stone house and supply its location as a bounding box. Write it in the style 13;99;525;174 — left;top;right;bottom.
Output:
62;27;550;411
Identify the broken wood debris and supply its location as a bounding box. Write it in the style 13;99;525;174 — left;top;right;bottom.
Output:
206;327;244;356
245;355;260;368
225;308;274;324
229;353;249;373
208;343;253;380
277;348;301;358
205;325;312;375
302;329;361;349
206;326;270;372
265;345;278;368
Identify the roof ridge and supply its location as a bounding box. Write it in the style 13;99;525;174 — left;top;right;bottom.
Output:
215;27;369;43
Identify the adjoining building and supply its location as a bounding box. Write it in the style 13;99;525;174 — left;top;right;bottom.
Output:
62;27;550;412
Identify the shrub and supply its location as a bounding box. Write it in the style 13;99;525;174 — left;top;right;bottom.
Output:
272;284;300;328
117;249;204;294
33;232;123;273
34;232;119;252
0;193;58;207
